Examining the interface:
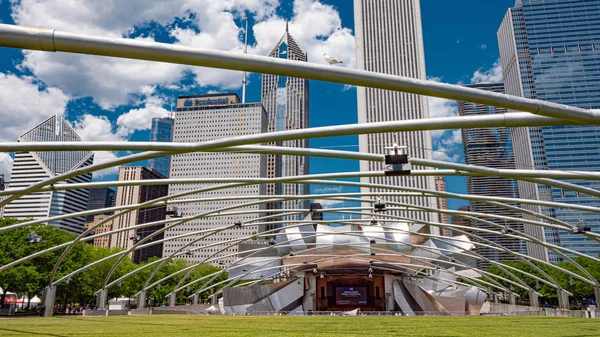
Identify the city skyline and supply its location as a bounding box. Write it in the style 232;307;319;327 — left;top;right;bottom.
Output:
0;0;516;213
0;0;599;318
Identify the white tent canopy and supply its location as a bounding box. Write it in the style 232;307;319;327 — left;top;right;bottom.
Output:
30;295;41;304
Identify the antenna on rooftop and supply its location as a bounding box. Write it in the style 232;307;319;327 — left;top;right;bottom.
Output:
168;94;174;119
242;14;249;104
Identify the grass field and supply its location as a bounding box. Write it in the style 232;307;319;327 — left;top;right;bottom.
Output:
0;315;598;337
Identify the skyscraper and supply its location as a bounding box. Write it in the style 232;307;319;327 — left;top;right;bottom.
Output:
0;174;5;218
3;115;94;234
261;24;310;224
354;0;437;227
164;93;267;267
148;117;174;178
458;82;544;266
111;166;167;263
451;206;472;236
434;176;449;236
498;0;600;258
84;214;113;248
85;187;116;222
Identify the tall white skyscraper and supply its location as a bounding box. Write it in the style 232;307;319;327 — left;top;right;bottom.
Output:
261;25;310;225
163;94;267;267
3;115;94;234
354;0;436;225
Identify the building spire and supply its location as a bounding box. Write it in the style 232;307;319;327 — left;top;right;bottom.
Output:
242;15;249;103
285;20;289;34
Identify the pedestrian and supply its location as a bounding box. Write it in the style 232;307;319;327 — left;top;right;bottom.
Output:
9;303;16;316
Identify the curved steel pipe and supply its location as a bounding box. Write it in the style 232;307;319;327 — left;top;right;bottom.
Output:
0;24;597;124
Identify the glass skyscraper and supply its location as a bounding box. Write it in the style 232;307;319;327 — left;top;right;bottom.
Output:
85;187;116;222
261;24;310;225
498;0;600;258
148;117;174;178
458;83;546;266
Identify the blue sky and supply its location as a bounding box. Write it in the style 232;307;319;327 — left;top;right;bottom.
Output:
0;0;514;213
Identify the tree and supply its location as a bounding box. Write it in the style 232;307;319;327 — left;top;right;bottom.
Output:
0;218;228;310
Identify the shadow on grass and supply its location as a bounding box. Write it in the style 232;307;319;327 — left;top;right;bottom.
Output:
0;327;69;337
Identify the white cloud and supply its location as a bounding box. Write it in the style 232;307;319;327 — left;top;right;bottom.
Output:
0;153;14;180
0;73;69;142
430;129;444;140
432;129;462;163
11;0;354;108
432;147;460;162
442;129;462;147
72;114;126;142
428;96;458;118
71;114;127;178
19;50;186;110
471;59;503;84
116;88;170;135
90;151;120;178
313;199;343;208
480;44;488;50
426;77;458;119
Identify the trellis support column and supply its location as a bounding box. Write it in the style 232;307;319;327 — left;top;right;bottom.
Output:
594;286;600;307
193;293;199;305
303;275;316;312
42;286;56;317
529;291;539;308
557;289;569;309
169;293;176;307
96;289;108;310
210;294;217;305
509;293;517;305
384;274;395;312
137;291;146;309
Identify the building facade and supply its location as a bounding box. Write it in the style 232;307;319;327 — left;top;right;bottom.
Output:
86;187;116;222
0;175;5;218
111;166;168;263
84;214;113;248
164;94;267;267
498;0;600;258
261;25;310;225
434;176;449;236
451;206;472;236
458;82;545;266
3;115;94;234
354;0;437;227
148;117;174;178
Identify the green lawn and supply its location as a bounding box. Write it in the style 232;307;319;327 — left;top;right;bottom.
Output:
0;315;598;337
